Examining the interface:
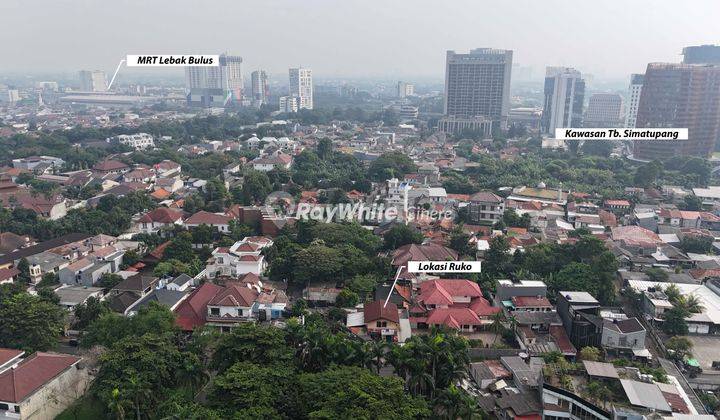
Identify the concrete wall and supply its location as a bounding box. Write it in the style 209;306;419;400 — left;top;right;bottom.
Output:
19;364;90;420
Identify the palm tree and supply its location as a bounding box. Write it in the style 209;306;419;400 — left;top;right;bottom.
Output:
678;294;704;314
107;388;127;420
176;356;207;392
664;284;681;303
433;385;483;420
490;311;505;344
365;340;388;374
507;314;518;334
125;375;152;420
386;345;411;381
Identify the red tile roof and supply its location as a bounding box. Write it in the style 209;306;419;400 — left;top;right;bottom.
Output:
147;241;171;261
0;352;81;403
469;191;503;203
605;199;630;207
427;308;482;327
549;325;577;355
93;159;128;172
0;348;23;367
391;243;458;266
511;296;552;308
174;282;224;331
0;267;20;282
185;211;231;226
138;207;184;224
419;279;483;306
364;300;400;323
207;283;258;307
150;189;171;200
611;226;662;244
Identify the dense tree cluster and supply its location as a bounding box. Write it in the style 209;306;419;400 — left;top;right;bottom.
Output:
483;234;618;304
0;191;155;240
0;283;65;352
266;220;388;286
81;305;461;419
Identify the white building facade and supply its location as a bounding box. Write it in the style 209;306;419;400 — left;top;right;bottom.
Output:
289;67;313;110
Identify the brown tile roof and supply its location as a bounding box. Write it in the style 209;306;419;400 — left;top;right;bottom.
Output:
185;211;231;226
138;208;184;224
469;191;503;203
93;159;128;172
0;348;23;367
391;243;458;266
174;282;224;331
208;283;258;307
150;189;171;200
364;300;400;323
0;352;81;403
0;267;19;282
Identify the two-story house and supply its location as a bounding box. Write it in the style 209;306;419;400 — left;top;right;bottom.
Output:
410;279;500;333
184;211;232;233
601;317;647;355
347;300;404;343
135;208;185;234
205;283;259;332
467;191;505;224
206;236;273;278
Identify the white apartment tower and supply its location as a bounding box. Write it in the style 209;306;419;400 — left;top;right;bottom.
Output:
251;70;269;106
289;67;313;110
397;81;414;98
584;93;624;127
78;70;108;92
185;53;243;105
222;55;244;101
541;67;585;135
279;96;299;113
624;74;644;128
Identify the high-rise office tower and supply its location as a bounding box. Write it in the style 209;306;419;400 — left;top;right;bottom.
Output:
442;48;513;134
222;55;244;101
185;53;243;107
78;70;107;92
289;68;313;110
624;74;644;128
633;63;720;160
584;93;623;127
397;81;414;98
541;67;585;135
682;45;720;65
251;70;270;105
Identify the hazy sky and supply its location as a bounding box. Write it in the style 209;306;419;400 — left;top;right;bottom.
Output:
1;0;718;81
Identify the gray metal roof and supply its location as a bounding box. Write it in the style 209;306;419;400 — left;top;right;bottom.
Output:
582;360;619;379
619;379;671;412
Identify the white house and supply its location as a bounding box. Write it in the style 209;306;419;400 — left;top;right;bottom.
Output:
184;211;232;233
110;133;155;150
135;208;184;234
205;236;273;278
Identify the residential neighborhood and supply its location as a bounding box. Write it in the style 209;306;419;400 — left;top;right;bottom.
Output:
1;3;720;418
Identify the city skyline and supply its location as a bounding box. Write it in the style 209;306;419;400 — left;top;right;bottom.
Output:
1;0;718;80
